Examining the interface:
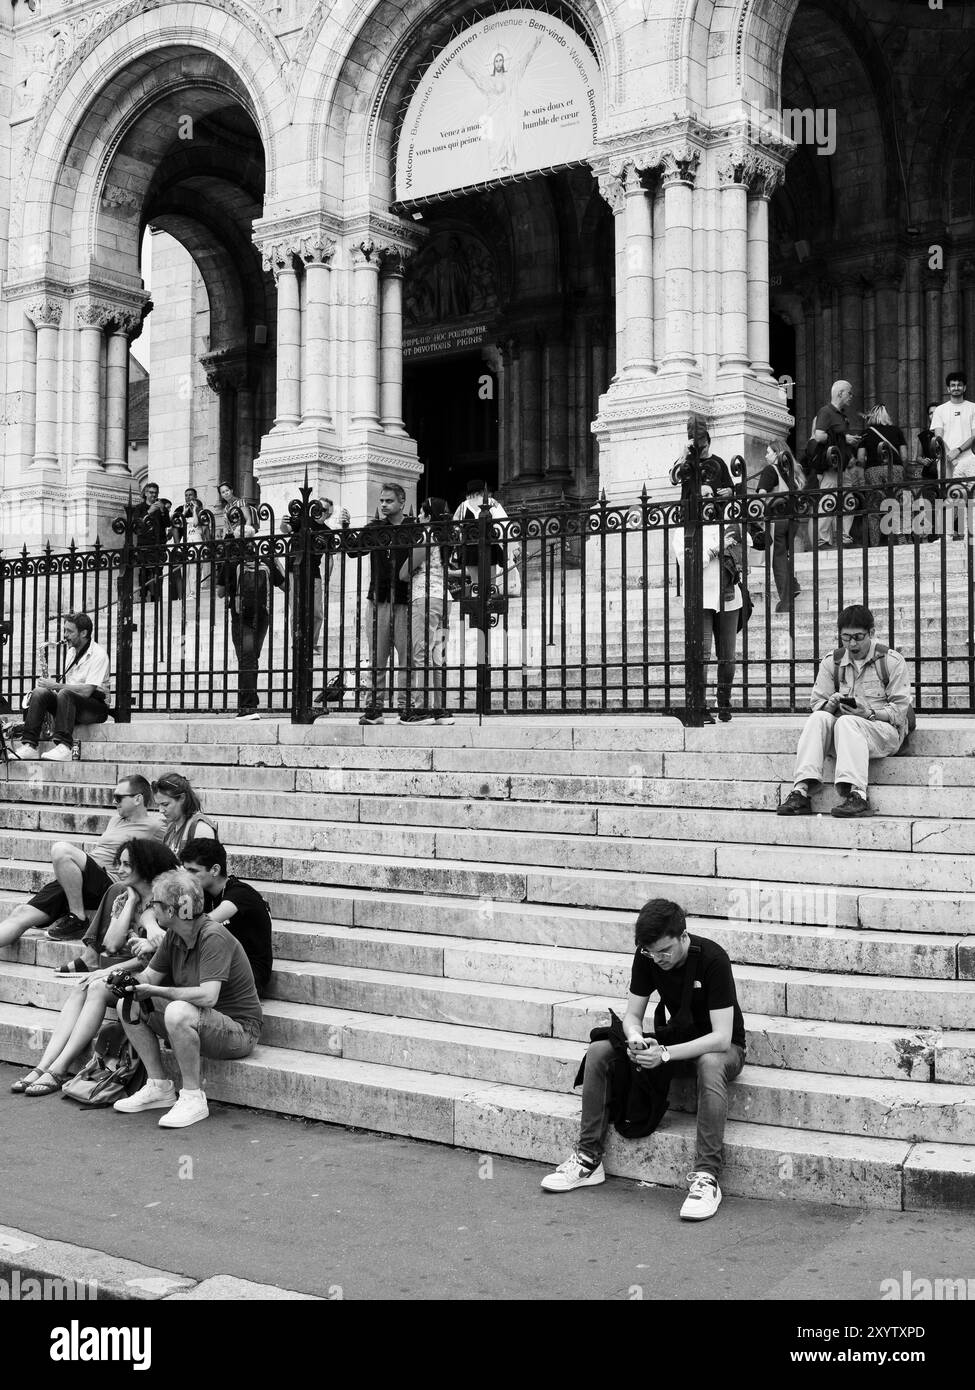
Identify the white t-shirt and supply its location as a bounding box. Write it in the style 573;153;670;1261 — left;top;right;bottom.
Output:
932;400;975;473
64;640;111;698
671;527;744;614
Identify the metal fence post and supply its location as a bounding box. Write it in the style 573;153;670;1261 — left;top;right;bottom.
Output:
111;497;136;723
288;479;318;725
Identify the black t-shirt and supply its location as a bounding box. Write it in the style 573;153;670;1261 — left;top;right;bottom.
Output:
862;424;905;468
628;934;746;1050
811;403;855;471
205;876;273;996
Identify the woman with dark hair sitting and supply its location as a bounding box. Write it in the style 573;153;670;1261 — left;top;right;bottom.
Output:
400;496;455;725
12;840;180;1095
54;839;180;976
152;773;218;856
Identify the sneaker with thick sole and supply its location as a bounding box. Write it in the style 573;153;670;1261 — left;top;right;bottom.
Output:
831;790;874;818
777;788;812;816
235;710;261;721
41;743;73;761
13;743;39;760
540;1151;606;1193
113;1079;177;1113
680;1171;722;1221
158;1089;209;1128
358;708;384;726
400;709;435;724
433;710;456;725
46;913;89;941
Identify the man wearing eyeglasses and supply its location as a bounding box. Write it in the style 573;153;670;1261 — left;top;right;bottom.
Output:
0;774;165;949
777;604;911;819
113;868;262;1129
542;899;745;1221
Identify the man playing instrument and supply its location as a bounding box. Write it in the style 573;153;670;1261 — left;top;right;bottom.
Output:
15;612;111;762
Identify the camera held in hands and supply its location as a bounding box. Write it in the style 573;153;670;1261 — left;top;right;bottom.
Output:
105;969;140;1001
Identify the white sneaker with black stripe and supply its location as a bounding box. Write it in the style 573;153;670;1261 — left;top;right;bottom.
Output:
540;1151;605;1192
679;1171;722;1220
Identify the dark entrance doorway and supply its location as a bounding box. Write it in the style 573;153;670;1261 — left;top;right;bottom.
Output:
403;352;499;505
769;310;798;453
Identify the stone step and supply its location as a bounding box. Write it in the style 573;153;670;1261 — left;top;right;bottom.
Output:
2;998;949;1208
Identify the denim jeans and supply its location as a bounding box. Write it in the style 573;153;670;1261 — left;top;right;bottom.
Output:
578;1038;745;1177
367;601;408;710
22;685;108;749
704;608;739;702
231;608;270;709
770;518;800;601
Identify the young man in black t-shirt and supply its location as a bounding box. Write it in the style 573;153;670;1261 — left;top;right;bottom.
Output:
180;838;273;995
542;899;746;1221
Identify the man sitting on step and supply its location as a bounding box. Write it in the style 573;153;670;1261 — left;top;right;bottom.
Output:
113;868;263;1129
0;773;166;949
14;612;111;762
180;837;273;997
541;898;746;1222
777;604;912;820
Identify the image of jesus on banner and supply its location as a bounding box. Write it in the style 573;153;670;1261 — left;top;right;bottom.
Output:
459;34;542;176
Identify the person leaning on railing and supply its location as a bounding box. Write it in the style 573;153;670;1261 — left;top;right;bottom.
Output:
13;612;111;763
221;516;279;721
755;440;801;613
806;380;864;548
398;496;456;726
857;405;908;547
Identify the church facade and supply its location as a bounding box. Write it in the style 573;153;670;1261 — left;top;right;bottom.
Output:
0;0;970;543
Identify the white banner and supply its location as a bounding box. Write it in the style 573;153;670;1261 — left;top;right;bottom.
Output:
396;10;601;202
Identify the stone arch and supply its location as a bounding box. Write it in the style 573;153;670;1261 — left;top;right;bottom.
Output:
299;0;623;208
9;5;291;275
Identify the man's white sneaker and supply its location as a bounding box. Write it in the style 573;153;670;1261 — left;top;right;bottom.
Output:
680;1171;722;1221
158;1089;209;1128
13;743;39;759
113;1078;177;1113
540;1151;606;1192
41;743;73;761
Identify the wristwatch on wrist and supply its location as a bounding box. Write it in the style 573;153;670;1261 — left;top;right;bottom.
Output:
867;709;876;722
659;1045;671;1063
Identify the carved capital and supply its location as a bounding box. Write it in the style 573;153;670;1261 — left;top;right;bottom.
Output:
75;301;114;330
351;240;380;267
260;241;299;277
595;171;626;216
201;348;252;394
26;299;62;328
659;147;701;187
298;232;337;268
716;148;751;187
379;245;414;276
871;254;905;289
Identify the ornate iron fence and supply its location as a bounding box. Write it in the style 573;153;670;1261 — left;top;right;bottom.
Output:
0;443;972;726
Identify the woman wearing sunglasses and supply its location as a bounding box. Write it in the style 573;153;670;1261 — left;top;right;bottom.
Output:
11;839;179;1096
152;773;218;856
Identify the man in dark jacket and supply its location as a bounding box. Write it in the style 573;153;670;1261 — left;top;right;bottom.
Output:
350;482;413;725
132;482;171;602
541;898;746;1222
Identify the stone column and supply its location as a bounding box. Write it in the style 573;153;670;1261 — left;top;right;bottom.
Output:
76;302;109;469
203;356;247;490
379;248;409;437
905;255;923;431
105;313;137;474
350;240;381;428
545;331;571;477
837;276;864;401
500;336;521;479
29;300;62;470
862;281;877;407
716;153;750;375
261;241;301;428
659;149;699;373
19;305;39;470
872;256;903;419
923;269;945;405
621;163;655;376
299;232;335;427
746;169;779;379
520;331;542;478
961;261;975;390
573;314;590;476
596;173;627;380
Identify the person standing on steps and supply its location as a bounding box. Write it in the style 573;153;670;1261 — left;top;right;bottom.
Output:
755;440;801;612
670;455;743;722
777;604;912;820
808;380;863;548
349;482;413;726
541;898;745;1222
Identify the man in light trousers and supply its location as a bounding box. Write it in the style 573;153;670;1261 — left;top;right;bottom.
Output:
777;603;911;819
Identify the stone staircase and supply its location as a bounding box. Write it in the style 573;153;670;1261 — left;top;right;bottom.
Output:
1;715;974;1211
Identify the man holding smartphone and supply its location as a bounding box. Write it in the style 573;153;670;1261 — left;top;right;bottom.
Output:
777;604;912;819
541;899;745;1221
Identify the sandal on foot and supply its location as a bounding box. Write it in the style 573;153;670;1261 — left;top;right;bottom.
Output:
11;1067;45;1093
56;958;90;975
24;1070;67;1097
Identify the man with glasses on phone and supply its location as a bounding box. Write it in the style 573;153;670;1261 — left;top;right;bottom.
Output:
777;604;911;819
541;898;745;1222
0;774;165;948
